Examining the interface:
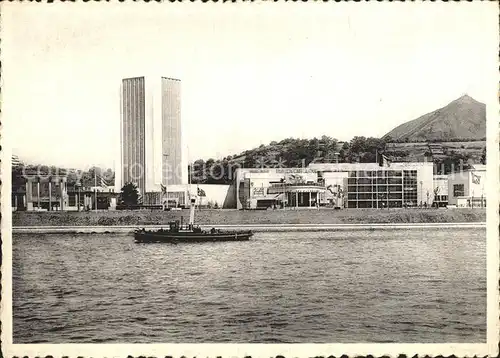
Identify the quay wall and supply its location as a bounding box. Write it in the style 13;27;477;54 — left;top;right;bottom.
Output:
12;208;486;227
12;222;486;234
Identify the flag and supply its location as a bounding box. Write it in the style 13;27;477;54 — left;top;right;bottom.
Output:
96;174;108;188
197;187;206;197
12;155;23;168
472;173;481;185
378;153;391;167
160;183;167;194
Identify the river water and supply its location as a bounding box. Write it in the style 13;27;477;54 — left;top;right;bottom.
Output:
13;228;486;343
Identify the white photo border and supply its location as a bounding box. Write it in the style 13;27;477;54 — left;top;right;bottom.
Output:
1;1;499;357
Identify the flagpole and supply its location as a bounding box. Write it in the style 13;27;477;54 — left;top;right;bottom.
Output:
187;146;191;208
282;173;288;210
189;162;192;186
94;167;97;213
197;185;202;210
163;153;169;209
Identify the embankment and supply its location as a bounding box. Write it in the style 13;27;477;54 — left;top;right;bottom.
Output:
13;208;486;227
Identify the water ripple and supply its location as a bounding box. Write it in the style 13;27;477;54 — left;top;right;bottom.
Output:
13;228;486;343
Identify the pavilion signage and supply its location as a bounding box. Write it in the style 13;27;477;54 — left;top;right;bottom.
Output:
252;187;265;196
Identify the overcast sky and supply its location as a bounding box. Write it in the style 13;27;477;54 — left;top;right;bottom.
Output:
2;2;497;169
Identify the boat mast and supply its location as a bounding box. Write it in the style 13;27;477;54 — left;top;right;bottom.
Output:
189;197;196;227
187;158;196;227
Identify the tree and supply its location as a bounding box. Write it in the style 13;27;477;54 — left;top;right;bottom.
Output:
346;136;385;163
480;147;486;164
12;166;26;191
384;135;394;143
433;151;471;174
360;151;377;163
120;183;140;207
190;159;205;183
349;136;368;154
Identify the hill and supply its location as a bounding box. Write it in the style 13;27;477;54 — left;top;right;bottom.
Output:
384;140;485;168
383;95;486;142
190;94;489;182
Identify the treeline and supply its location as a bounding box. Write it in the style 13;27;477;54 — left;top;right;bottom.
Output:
12;135;486;189
190;136;389;184
190;136;487;184
12;164;115;189
384;136;487;143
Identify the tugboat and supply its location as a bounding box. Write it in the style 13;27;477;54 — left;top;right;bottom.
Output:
134;197;253;244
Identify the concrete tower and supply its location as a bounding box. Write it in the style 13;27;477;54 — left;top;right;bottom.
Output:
117;76;183;199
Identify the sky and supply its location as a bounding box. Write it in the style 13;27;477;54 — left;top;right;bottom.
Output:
2;1;498;169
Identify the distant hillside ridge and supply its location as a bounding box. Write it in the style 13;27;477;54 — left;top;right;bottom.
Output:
383;95;486;142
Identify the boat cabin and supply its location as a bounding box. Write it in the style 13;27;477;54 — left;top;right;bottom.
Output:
168;221;180;232
168;220;202;233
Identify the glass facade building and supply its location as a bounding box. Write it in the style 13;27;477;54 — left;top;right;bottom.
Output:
346;169;419;208
236;163;434;209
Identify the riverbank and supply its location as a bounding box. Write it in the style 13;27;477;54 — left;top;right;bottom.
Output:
12;222;485;234
13;208;486;227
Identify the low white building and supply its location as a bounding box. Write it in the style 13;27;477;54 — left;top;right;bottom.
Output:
235;168;323;209
143;184;234;209
447;165;487;208
235;161;435;209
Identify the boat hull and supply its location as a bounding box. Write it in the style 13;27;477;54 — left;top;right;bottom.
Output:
134;230;253;243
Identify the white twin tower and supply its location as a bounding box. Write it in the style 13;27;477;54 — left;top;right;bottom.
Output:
116;76;187;199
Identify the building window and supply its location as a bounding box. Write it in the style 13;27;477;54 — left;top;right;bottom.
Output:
348;185;357;192
388;185;402;192
453;184;465;197
358;201;373;208
404;170;417;178
435;195;448;202
358;178;372;185
388;193;403;200
376;185;388;192
387;170;402;177
358;185;372;193
358;193;372;200
68;194;76;206
388;178;403;185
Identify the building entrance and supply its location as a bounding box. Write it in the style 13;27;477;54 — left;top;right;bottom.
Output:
287;191;320;208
